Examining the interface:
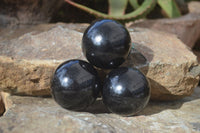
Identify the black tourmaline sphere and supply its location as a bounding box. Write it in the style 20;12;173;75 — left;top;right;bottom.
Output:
102;67;150;116
51;59;100;111
82;19;131;69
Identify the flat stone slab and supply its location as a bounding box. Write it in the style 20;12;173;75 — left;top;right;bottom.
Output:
0;86;200;133
0;23;199;100
128;13;200;48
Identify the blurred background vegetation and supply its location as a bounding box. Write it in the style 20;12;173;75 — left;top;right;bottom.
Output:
51;0;199;23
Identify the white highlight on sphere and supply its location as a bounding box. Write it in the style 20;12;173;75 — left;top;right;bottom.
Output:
94;35;102;45
61;77;70;87
115;85;123;94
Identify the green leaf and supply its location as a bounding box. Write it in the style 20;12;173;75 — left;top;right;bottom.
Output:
158;0;181;18
122;0;157;20
65;0;156;22
108;0;128;16
129;0;140;9
65;0;109;18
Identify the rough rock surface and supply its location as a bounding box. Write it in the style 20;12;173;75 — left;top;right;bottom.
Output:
0;0;63;27
0;23;86;96
193;50;200;63
128;13;200;48
0;23;199;100
126;28;199;100
0;86;200;133
0;92;5;116
188;1;200;14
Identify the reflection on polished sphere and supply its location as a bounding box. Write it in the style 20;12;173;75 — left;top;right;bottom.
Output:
82;19;131;69
102;67;150;116
51;60;101;111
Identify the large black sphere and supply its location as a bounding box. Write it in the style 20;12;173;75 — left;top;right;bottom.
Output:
102;67;150;116
82;19;131;69
51;59;101;111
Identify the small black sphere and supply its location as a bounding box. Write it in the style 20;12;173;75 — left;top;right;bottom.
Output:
82;19;131;69
51;59;101;111
102;67;150;116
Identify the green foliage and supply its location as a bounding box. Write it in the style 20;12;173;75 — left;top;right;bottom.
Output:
129;0;140;9
184;0;199;2
65;0;183;22
158;0;181;18
108;0;128;16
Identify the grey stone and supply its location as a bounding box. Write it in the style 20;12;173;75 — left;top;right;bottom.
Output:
0;0;63;27
193;50;200;63
188;1;200;14
0;23;199;100
126;28;200;100
128;13;200;48
0;86;200;133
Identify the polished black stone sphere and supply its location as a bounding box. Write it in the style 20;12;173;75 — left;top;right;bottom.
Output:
102;67;150;116
82;19;131;69
51;59;101;111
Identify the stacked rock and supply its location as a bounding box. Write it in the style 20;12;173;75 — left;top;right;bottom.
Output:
51;19;150;116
